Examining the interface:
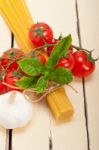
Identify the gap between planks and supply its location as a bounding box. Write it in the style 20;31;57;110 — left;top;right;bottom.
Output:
48;1;91;150
5;32;14;150
75;0;90;150
5;129;12;150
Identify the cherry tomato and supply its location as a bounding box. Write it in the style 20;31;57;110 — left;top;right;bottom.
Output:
29;50;48;64
0;80;4;94
0;80;7;94
29;22;53;47
72;50;95;77
37;50;48;64
0;80;3;93
38;54;46;64
1;48;24;71
47;39;56;56
56;53;75;70
4;71;23;92
69;46;73;53
0;62;7;94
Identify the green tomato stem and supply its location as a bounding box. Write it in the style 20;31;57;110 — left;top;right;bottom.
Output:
72;44;90;53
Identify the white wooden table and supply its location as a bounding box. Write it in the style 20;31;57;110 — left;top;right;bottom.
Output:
0;0;99;150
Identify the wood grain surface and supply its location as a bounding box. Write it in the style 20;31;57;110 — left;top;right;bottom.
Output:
0;0;99;150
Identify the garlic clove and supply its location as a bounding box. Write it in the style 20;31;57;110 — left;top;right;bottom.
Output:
0;91;34;129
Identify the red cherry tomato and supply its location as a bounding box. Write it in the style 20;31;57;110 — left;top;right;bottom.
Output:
69;46;73;53
37;54;46;64
47;39;56;56
0;80;3;93
72;50;95;77
4;71;23;92
0;80;7;94
56;53;75;70
29;22;53;47
0;61;7;94
1;48;24;71
29;50;47;64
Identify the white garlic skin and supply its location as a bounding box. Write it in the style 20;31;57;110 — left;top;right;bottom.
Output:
0;91;34;129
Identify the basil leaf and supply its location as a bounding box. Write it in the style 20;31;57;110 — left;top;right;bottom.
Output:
16;76;37;89
46;34;72;69
18;57;45;76
35;76;48;93
51;67;73;84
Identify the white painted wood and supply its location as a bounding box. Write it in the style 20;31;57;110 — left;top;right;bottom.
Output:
13;0;88;150
13;102;50;150
78;0;99;150
0;14;11;150
0;15;11;52
0;126;5;150
50;83;88;150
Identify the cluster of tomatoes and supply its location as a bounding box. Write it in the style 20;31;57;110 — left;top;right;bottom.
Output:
0;47;48;94
0;22;96;94
29;22;96;77
0;49;24;94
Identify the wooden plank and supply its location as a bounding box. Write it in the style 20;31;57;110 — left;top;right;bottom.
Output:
77;0;99;150
12;0;87;150
0;126;5;150
13;102;50;150
0;15;11;52
0;14;11;150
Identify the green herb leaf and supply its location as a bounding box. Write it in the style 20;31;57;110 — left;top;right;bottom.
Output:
35;76;48;93
18;57;45;76
16;76;37;89
46;34;72;69
51;67;73;84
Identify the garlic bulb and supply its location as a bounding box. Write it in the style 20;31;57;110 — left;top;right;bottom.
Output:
0;91;34;129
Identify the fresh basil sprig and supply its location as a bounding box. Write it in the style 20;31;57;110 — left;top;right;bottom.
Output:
51;67;73;84
35;76;48;93
16;76;38;89
18;57;45;76
16;34;73;93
